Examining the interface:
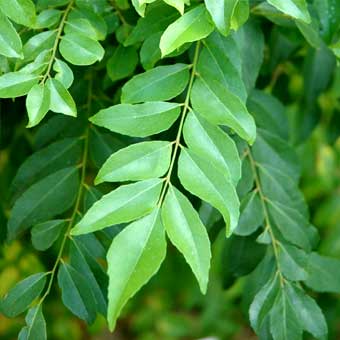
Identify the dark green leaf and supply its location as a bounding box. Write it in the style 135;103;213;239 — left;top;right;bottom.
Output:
0;273;47;317
57;263;96;323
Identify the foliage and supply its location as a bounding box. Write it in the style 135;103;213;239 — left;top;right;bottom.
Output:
0;0;340;339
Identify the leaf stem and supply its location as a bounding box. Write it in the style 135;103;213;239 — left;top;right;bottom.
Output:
40;0;74;84
157;42;201;205
247;148;285;286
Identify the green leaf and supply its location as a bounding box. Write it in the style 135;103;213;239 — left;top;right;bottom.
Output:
69;239;107;316
46;78;77;117
197;32;247;101
31;220;66;251
305;253;340;293
90;102;181;137
183;111;241;185
0;12;23;58
107;46;138;82
26;83;50;128
249;273;280;333
204;0;239;35
95;141;172;184
178;147;239;236
57;263;96;323
267;200;311;250
107;208;166;331
230;0;249;30
59;33;104;66
286;284;328;339
0;72;39;98
11;137;82;194
267;0;310;23
88;126;129;168
0;0;36;27
234;21;264;92
23;31;57;61
35;9;61;28
140;32;162;70
64;18;100;41
0;273;47;317
277;243;308;281
8;167;79;240
160;5;214;56
162;185;211;293
19;50;51;75
121;63;189;104
270;288;302;340
18;306;46;340
53;59;74;89
235;190;264;236
163;0;185;14
71;179;163;235
125;3;178;46
190;77;256;144
68;7;107;40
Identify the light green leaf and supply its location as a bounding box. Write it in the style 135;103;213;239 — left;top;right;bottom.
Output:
19;50;51;75
26;83;50;128
95;141;172;184
107;208;166;331
53;59;74;89
286;284;328;339
267;0;310;23
197;32;247;101
0;0;36;27
35;9;61;28
90;102;181;137
162;185;211;293
31;220;66;251
305;253;340;293
68;7;107;40
0;72;39;98
230;0;249;30
64;18;100;40
270;288;302;340
71;179;163;235
8;167;79;240
178;147;239;235
0;12;23;58
46;78;77;116
160;5;214;56
190;77;256;144
0;273;47;317
59;33;104;66
57;263;96;323
121;63;189;104
131;0;146;17
249;273;279;333
18;306;46;340
235;190;264;236
163;0;185;14
277;243;308;281
183;111;241;185
107;46;138;82
23;31;56;61
204;0;239;35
